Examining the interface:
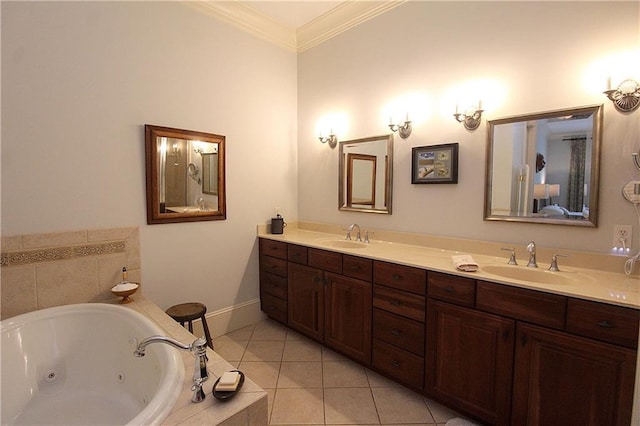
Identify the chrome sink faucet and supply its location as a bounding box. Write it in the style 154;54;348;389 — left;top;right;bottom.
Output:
135;335;209;403
346;223;362;241
526;241;538;268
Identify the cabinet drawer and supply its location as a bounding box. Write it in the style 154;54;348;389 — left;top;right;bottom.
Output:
428;272;475;307
287;244;308;265
261;292;288;324
343;255;373;281
373;308;425;356
374;261;426;295
261;272;287;300
259;238;287;260
373;285;426;322
308;248;342;274
476;281;566;330
567;299;640;349
373;339;424;390
260;255;288;278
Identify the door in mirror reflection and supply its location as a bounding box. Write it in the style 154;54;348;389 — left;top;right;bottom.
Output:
145;125;226;224
339;134;393;214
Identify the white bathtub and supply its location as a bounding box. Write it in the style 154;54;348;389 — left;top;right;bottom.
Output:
1;303;185;425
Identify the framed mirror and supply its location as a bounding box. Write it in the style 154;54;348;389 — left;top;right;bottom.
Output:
484;105;602;227
145;124;226;224
339;134;393;214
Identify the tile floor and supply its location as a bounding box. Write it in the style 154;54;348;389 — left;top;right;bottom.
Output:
215;318;476;425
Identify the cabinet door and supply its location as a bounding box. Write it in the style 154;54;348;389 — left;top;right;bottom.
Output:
513;323;636;426
288;263;324;342
325;273;372;365
426;299;515;426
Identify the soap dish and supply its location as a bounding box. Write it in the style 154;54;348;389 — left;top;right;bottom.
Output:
110;282;139;304
212;370;245;401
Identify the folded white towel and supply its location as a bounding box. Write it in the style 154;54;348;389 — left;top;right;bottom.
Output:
452;255;479;272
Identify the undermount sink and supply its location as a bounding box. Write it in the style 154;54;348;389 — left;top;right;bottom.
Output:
482;264;579;286
319;239;369;250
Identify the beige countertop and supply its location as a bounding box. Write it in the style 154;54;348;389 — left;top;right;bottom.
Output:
258;222;640;310
119;295;267;426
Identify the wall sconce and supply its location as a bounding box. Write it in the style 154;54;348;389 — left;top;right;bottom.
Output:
318;130;338;148
388;114;412;139
453;102;483;131
604;78;640;113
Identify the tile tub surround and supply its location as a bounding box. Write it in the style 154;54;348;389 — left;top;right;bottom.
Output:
257;222;640;309
127;296;268;426
1;226;141;319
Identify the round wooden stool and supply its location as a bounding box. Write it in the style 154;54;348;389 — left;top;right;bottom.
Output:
166;302;214;349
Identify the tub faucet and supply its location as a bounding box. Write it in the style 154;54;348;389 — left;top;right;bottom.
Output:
347;223;362;241
526;241;538;268
134;335;209;403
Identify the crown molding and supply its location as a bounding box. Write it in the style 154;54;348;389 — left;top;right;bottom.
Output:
186;1;297;52
185;1;406;53
297;1;406;53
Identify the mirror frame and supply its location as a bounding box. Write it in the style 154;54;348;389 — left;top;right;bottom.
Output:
145;124;226;224
484;105;602;227
339;134;393;214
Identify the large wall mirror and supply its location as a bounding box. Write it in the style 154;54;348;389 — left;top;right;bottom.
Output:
339;134;393;214
484;105;602;227
145;124;226;224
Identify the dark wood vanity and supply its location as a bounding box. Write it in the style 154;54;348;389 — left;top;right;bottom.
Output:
259;238;639;426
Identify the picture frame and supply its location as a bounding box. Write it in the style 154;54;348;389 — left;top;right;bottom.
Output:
411;143;459;184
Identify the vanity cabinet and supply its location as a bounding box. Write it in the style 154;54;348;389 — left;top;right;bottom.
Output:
372;261;426;390
512;322;636;426
258;238;639;425
426;273;514;426
287;248;373;365
259;239;289;324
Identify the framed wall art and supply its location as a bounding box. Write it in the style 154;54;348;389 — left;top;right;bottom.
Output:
411;143;459;184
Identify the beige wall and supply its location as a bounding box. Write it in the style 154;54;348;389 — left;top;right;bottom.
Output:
298;1;640;253
1;2;298;313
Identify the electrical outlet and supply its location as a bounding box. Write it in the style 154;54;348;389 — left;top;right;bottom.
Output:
612;224;632;251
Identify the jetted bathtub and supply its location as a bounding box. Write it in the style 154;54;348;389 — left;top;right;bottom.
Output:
1;303;185;425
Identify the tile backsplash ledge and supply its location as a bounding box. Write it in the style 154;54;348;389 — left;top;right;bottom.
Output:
1;226;141;320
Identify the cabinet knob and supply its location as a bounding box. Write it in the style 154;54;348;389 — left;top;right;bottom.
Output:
444;286;455;293
391;328;402;336
392;274;402;281
391;360;400;368
390;299;401;306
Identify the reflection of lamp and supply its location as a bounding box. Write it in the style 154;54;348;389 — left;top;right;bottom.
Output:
533;184;549;213
388;113;412;139
548;184;560;204
453;101;484;131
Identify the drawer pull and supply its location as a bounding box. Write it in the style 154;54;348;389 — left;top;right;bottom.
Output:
349;265;360;271
392;360;400;368
392;274;402;281
444;286;455;293
391;328;402;336
597;320;615;329
390;299;401;306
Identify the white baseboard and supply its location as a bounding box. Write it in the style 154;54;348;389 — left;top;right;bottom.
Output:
189;298;266;339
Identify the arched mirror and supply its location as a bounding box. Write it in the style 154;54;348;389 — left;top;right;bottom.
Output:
339;134;393;214
484;105;602;226
145;125;226;224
